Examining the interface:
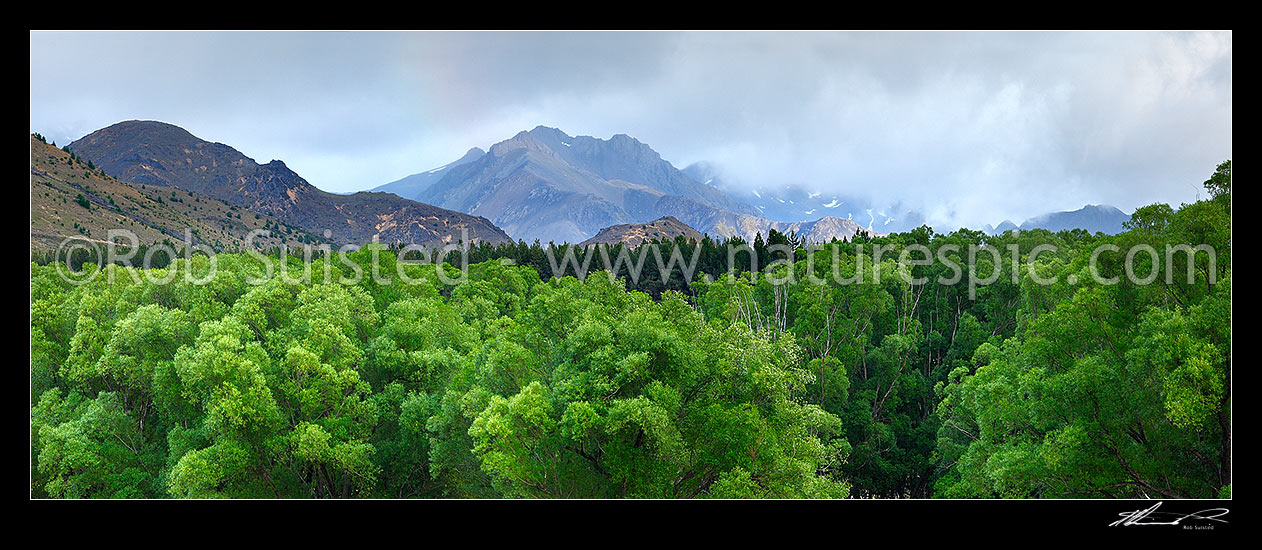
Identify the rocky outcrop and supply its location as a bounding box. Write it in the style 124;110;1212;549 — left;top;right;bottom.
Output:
578;216;705;247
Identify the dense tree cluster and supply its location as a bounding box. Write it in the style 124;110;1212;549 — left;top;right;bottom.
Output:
30;164;1230;498
31;250;849;498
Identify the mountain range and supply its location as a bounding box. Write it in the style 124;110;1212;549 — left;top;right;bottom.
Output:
381;126;877;244
33;120;1133;253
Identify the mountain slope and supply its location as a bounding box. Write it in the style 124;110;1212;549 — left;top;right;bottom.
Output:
372;147;485;199
524;127;755;217
30;135;318;252
417;126;759;243
68;121;511;247
579;216;705;247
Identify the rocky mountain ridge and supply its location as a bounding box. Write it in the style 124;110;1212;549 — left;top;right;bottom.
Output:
68;121;512;248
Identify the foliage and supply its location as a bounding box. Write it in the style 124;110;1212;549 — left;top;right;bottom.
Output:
29;164;1231;499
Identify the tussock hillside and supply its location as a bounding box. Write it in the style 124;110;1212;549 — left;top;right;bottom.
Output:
30;135;318;253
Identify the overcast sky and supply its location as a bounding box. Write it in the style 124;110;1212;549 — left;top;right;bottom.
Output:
29;31;1231;230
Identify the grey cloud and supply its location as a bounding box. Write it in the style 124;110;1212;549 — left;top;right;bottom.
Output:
30;31;1230;230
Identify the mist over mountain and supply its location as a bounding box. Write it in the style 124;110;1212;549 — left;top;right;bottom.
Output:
67;121;512;247
680;162;926;234
682;160;1137;237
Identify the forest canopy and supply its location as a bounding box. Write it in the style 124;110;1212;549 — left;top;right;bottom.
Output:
30;163;1230;499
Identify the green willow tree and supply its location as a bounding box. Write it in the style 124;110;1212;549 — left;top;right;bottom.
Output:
932;164;1231;498
30;162;1229;498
